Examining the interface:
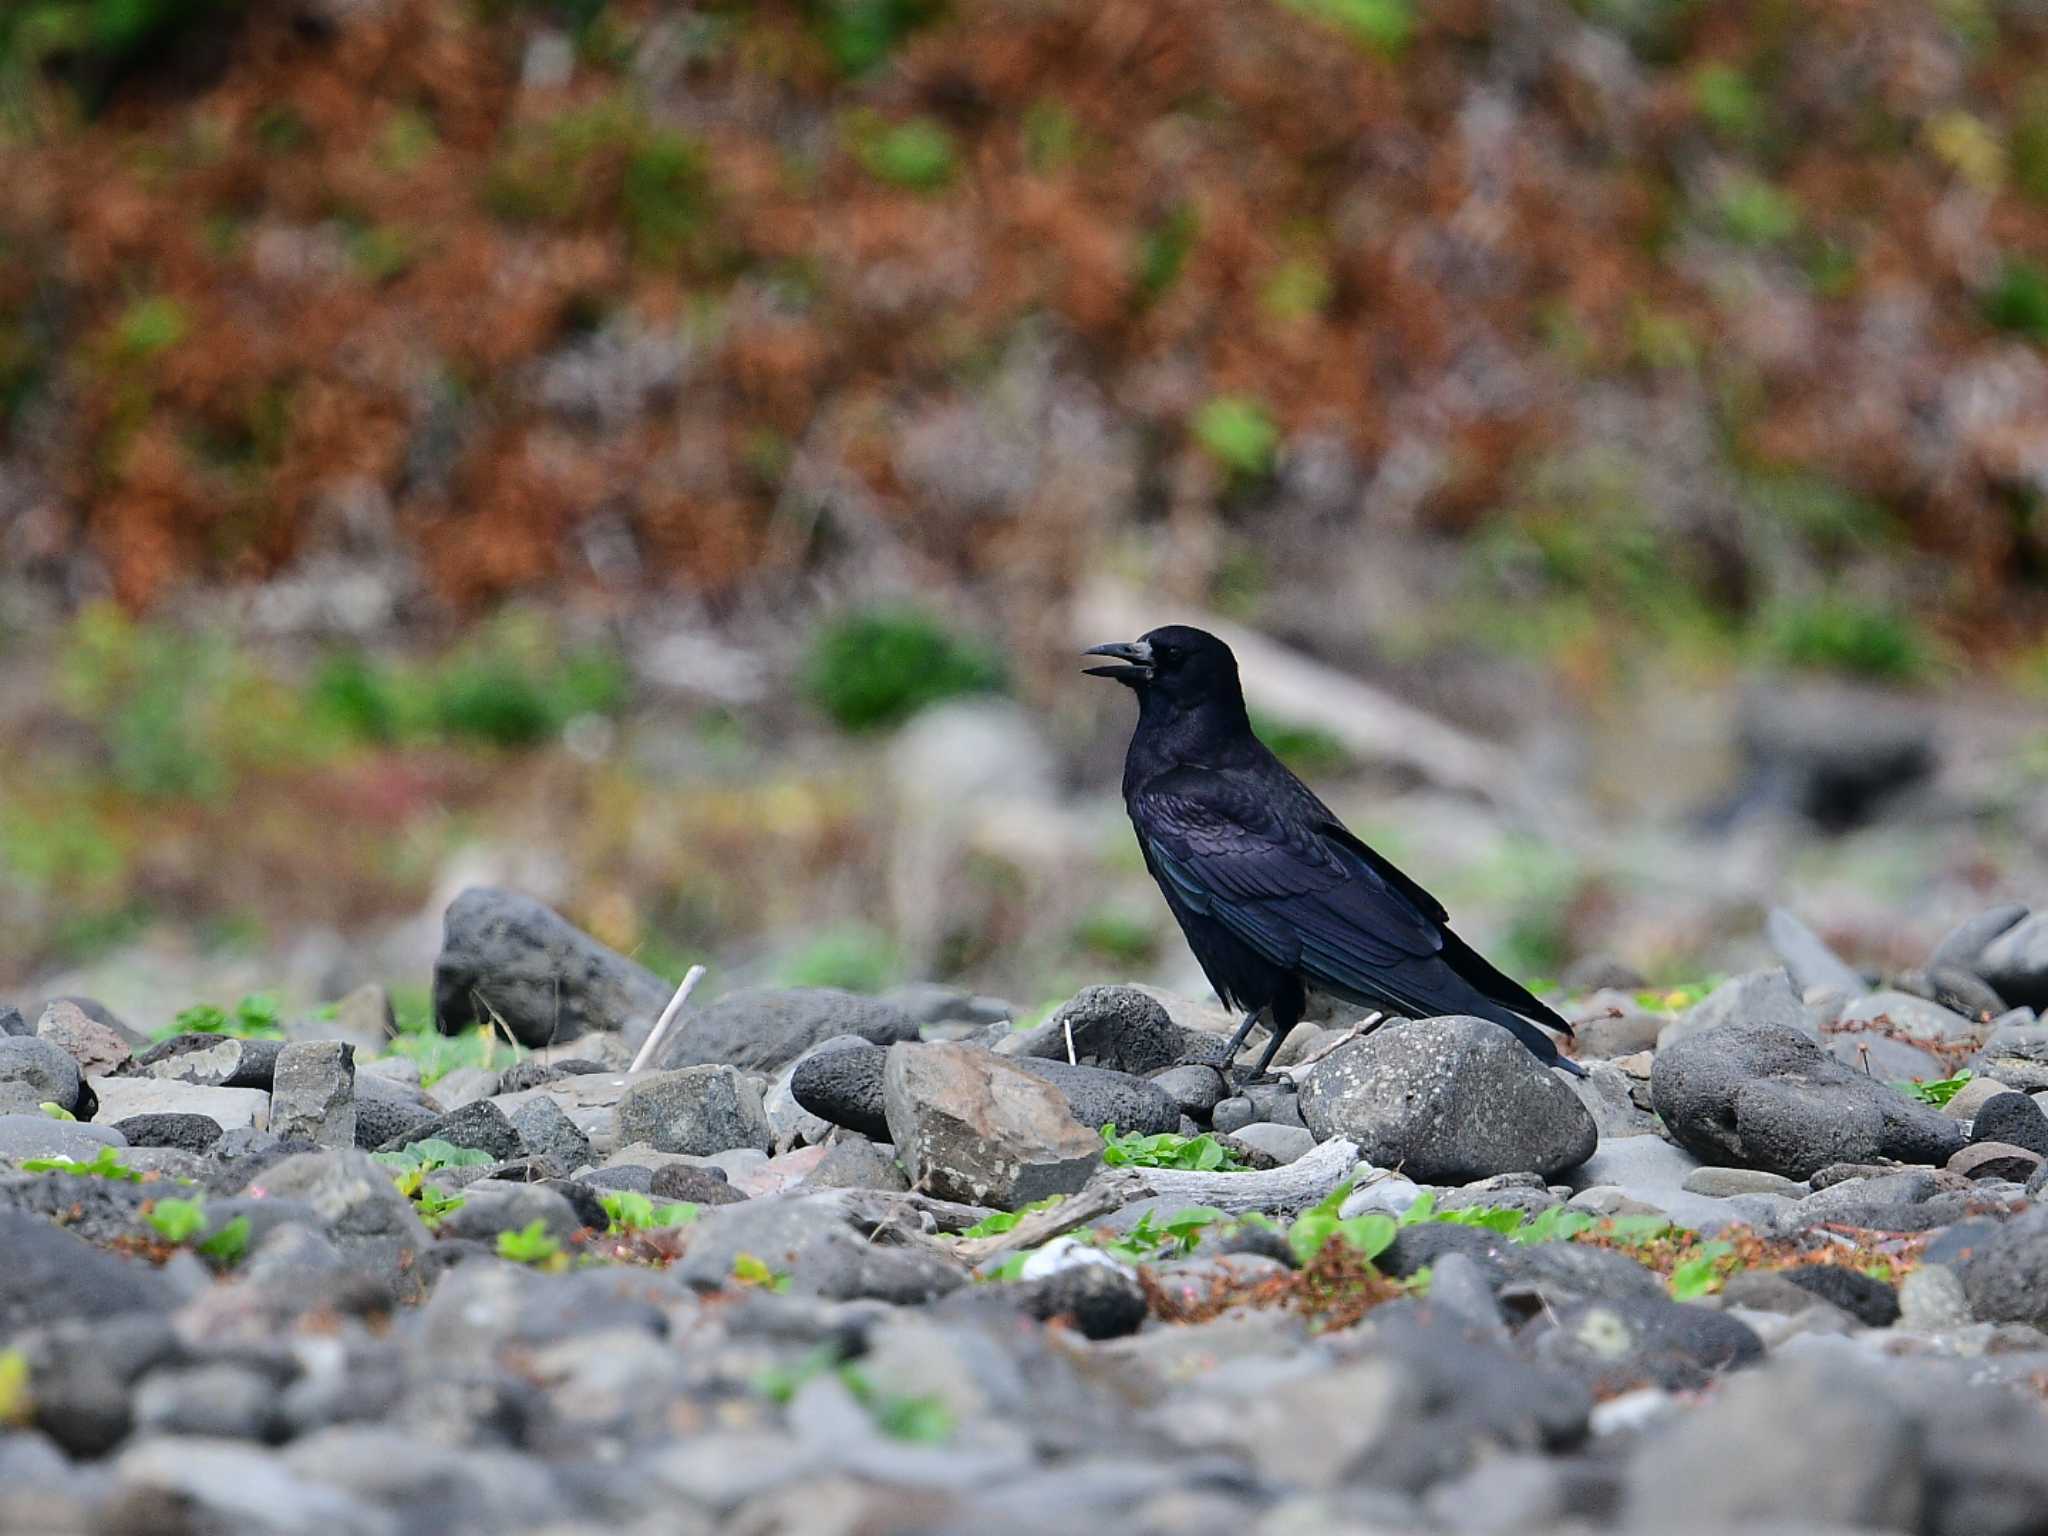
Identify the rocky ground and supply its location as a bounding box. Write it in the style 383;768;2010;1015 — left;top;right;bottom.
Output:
6;888;2048;1536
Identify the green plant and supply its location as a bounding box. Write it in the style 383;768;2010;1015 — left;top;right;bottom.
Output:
599;1190;700;1233
1714;176;1801;245
1669;1239;1735;1300
800;607;1007;731
0;1350;26;1428
1097;1206;1229;1263
384;1023;506;1089
1983;257;2048;339
851;115;956;190
2;0;250;117
779;925;898;992
1250;713;1352;777
1894;1068;1973;1107
2014;87;2048;204
1133;203;1198;305
1397;1190;1596;1244
1192;395;1279;479
756;1342;954;1442
957;1195;1064;1239
1691;62;1766;142
1278;0;1414;54
497;1220;565;1266
732;1252;792;1291
1762;594;1929;680
146;1197;207;1243
39;1102;75;1121
1635;980;1718;1011
1261;257;1332;321
21;1145;142;1181
1286;1181;1397;1265
1070;906;1158;966
110;295;189;360
1100;1125;1249;1172
198;1216;251;1264
167;992;283;1039
806;0;943;76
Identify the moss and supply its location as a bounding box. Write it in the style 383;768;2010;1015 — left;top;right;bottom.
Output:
800;606;1007;731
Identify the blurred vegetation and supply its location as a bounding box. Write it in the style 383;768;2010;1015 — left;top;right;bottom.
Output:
800;607;1007;731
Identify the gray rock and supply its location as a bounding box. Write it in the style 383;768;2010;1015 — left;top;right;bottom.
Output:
1211;1095;1256;1135
765;1058;834;1147
648;1161;748;1204
1835;989;1983;1044
1950;1141;2043;1182
437;1180;583;1244
135;1033;282;1088
132;1364;281;1441
1979;911;2048;1009
1007;1056;1180;1136
1682;1166;1806;1198
1765;907;1867;999
1299;1017;1597;1183
883;1041;1101;1208
1899;1263;1972;1329
1570;1006;1665;1060
115;1436;396;1536
1932;903;2030;973
789;1038;890;1140
1532;1293;1763;1391
673;1190;967;1301
1781;1263;1900;1326
646;985;920;1073
1960;1205;2048;1326
1002;986;1209;1075
291;983;395;1055
799;1137;909;1192
880;982;1014;1029
0;1209;173;1335
351;1094;437;1151
0;1005;26;1037
0;1113;128;1162
426;1064;500;1109
432;885;671;1047
376;1099;523;1160
1620;1354;1920;1528
1727;677;1934;831
1149;1063;1229;1118
1972;1091;2048;1156
509;1095;592;1173
1971;1019;2048;1093
1824;1029;1946;1082
1896;965;2010;1022
614;1065;773;1156
113;1112;224;1153
238;1149;432;1296
34;999;136;1076
1652;1017;1965;1179
270;1041;356;1149
0;1037;82;1114
1229;1123;1316;1163
1658;968;1812;1050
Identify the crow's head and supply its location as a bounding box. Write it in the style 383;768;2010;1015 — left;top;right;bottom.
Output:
1083;624;1241;707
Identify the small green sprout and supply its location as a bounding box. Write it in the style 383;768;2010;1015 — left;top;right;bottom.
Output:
198;1217;252;1265
146;1198;208;1244
1100;1125;1248;1172
21;1145;143;1182
1894;1069;1973;1107
732;1252;792;1292
599;1190;699;1234
496;1220;565;1266
38;1102;75;1121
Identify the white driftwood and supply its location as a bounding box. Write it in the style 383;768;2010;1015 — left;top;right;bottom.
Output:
949;1171;1152;1264
1072;580;1528;815
1128;1136;1363;1217
629;964;706;1074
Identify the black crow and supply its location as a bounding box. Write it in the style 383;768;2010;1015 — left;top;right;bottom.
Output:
1084;625;1582;1081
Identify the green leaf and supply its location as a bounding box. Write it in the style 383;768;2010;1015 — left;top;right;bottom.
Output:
1893;1069;1973;1108
1191;395;1279;479
21;1145;142;1182
496;1220;563;1265
732;1251;791;1292
1100;1125;1249;1172
38;1102;75;1121
601;1190;656;1233
1670;1241;1735;1301
146;1197;207;1243
0;1350;28;1428
198;1216;251;1265
958;1194;1063;1239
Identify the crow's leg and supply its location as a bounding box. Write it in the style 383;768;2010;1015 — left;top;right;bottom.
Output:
1217;1007;1264;1066
1246;1019;1298;1080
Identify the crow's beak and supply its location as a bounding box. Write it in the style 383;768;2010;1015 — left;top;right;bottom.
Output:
1082;639;1153;684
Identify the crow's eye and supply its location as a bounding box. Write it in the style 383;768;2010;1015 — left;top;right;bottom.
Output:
1152;644;1176;664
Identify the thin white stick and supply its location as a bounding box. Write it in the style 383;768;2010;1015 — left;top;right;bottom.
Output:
630;965;706;1073
1064;1014;1077;1065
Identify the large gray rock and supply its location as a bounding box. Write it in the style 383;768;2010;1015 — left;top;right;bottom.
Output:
999;986;1209;1076
1653;1018;1966;1179
0;1037;83;1113
1834;990;1983;1045
1971;1018;2048;1092
646;987;920;1074
614;1066;774;1156
432;886;671;1047
1006;1057;1180;1136
790;1039;891;1140
270;1042;356;1149
240;1149;432;1296
883;1042;1101;1207
1971;1092;2048;1157
672;1191;966;1302
1960;1204;2048;1326
374;1099;522;1161
1979;911;2048;1009
0;1209;174;1335
1299;1017;1597;1183
1620;1354;1921;1529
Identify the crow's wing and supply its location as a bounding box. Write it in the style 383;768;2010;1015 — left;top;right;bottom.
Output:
1130;769;1449;1010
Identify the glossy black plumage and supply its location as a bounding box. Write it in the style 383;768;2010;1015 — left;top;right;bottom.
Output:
1085;625;1582;1079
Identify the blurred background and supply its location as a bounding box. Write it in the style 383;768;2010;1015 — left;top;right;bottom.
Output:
2;0;2047;1041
